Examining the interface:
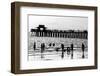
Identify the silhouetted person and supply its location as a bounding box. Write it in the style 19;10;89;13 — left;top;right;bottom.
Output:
53;43;55;46
43;43;45;49
33;42;36;50
82;43;85;58
55;48;59;52
71;44;74;59
41;43;45;59
41;43;45;53
49;43;51;47
61;44;64;59
67;47;70;55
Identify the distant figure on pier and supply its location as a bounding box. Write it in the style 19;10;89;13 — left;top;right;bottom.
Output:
82;43;85;58
71;43;74;59
33;42;36;50
61;44;64;59
41;43;45;59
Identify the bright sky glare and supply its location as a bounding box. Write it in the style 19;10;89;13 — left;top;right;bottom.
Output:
29;15;88;31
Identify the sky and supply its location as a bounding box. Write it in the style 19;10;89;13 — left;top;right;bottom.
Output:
28;14;88;31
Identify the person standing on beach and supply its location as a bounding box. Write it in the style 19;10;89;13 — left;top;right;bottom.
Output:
61;44;64;59
41;43;45;59
71;43;74;59
82;43;85;58
33;42;36;51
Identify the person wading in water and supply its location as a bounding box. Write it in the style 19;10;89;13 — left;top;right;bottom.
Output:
41;43;45;59
61;44;64;59
82;43;85;58
71;43;74;59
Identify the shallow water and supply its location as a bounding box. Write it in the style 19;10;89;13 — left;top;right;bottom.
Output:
28;36;88;61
